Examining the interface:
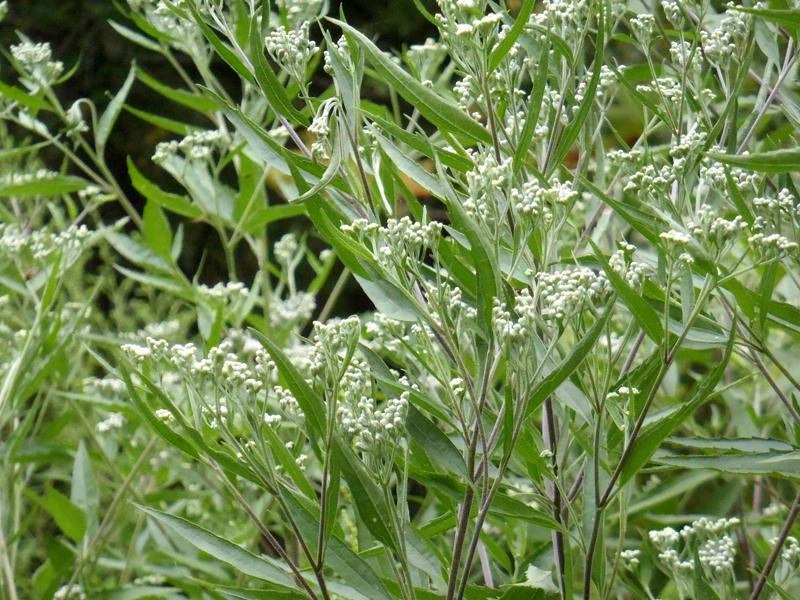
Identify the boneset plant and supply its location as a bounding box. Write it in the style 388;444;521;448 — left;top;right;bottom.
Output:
5;0;800;598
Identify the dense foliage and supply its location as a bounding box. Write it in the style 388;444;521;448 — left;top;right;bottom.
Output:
3;1;800;600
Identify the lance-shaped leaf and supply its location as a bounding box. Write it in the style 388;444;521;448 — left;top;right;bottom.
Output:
489;0;536;72
330;18;492;146
524;297;616;418
707;148;800;172
618;321;735;487
97;65;136;150
135;504;297;588
248;329;326;442
591;240;664;344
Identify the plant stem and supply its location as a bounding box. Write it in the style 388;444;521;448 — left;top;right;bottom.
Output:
748;485;800;600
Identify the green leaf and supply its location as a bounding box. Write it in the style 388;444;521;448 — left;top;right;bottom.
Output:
248;17;308;125
38;486;87;543
262;424;316;499
546;5;604;176
655;450;800;479
185;2;257;87
489;0;536;72
619;322;735;487
282;492;394;600
667;437;795;453
248;329;326;441
134;504;296;587
332;437;398;552
71;441;99;538
97;64;136;150
406;404;469;479
143;200;173;259
514;34;549;176
591;240;664;344
0;175;88;197
242;202;307;231
107;20;162;52
368;125;447;199
136;67;218;114
331;18;492;146
0;80;52;112
128;158;202;219
124;103;201;135
730;6;800;32
103;230;173;273
524;297;616;418
707;148;800;173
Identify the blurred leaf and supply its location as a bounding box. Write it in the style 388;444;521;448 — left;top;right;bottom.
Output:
0;175;88;197
103;229;173;272
108;20;162;52
406;404;468;479
708;148;800;172
35;486;86;543
0;80;52;112
143;200;173;259
71;441;98;539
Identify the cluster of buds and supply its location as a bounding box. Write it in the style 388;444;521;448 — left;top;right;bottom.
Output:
337;390;410;454
11;41;64;89
535;267;612;324
265;22;318;85
152;129;225;163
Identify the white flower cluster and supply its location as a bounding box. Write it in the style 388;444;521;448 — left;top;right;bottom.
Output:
686;205;746;252
308;316;361;385
629;14;656;47
337;389;410;453
0;168;57;188
152;129;225;163
620;549;641;568
624;162;676;196
11;41;64;88
529;0;591;39
649;517;740;578
701;9;750;68
636;77;684;109
96;412;126;433
669;40;702;74
275;0;324;29
275;385;303;424
748;231;798;257
753;188;797;216
535;267;612;324
0;223;92;263
463;152;513;228
609;243;646;291
196;281;249;304
407;38;448;82
777;536;800;564
341;217;442;272
323;35;352;75
429;282;477;330
274;232;300;265
54;585;86;600
83;376;127;397
662;0;684;28
265;22;318;83
127;0;196;45
308;98;338;159
363;312;407;355
699;161;759;193
270;293;316;329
